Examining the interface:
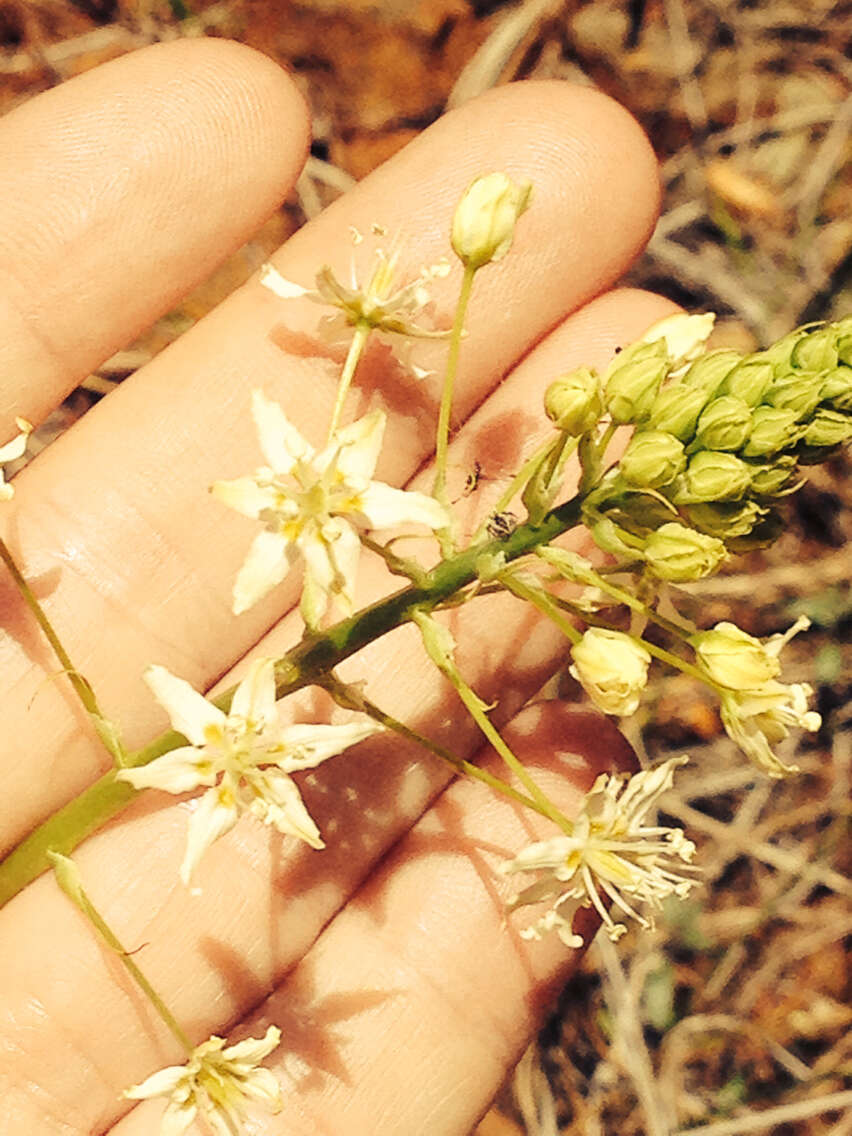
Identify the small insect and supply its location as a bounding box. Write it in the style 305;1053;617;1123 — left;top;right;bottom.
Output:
463;460;483;496
486;510;518;540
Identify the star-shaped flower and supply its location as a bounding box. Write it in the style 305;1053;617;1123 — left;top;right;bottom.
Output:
117;658;380;883
0;417;32;500
212;391;449;624
124;1025;282;1136
501;757;697;948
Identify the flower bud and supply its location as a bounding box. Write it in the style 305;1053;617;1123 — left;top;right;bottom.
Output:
544;367;602;435
790;327;838;371
747;456;800;497
725;509;784;551
837;334;852;367
693;622;781;689
687;499;767;538
693;395;752;451
681;349;741;397
765;373;823;419
644;521;727;580
819;367;852;413
647;384;709;441
640;312;716;371
802;408;852;449
588;515;645;560
569;628;650;716
759;330;804;372
742;405;803;457
451;173;532;269
620;430;686;488
719;359;774;406
673;451;752;503
604;340;668;424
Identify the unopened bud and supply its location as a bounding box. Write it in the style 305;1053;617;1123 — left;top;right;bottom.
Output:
791;327;838;371
674;451;752;503
589;515;644;560
742;406;803;457
569;628;650;716
451;173;532;269
681;349;741;397
644;522;727;581
820;367;852;413
544;367;602;435
748;456;800;497
720;359;774;406
694;395;752;451
648;384;709;440
837;335;852;367
759;330;804;372
802;408;852;449
687;499;768;538
620;430;686;487
694;622;780;690
765;373;823;418
604;340;668;424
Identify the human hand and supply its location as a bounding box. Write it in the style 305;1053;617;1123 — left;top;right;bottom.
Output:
0;38;672;1135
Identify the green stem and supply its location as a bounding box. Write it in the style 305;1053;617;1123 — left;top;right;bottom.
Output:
433;263;476;511
0;493;583;906
322;674;554;819
49;852;193;1054
0;536;126;766
327;321;371;442
502;573;583;645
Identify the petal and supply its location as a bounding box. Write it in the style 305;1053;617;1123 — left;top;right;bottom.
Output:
160;1099;199;1136
248;769;324;849
144;665;225;747
222;1026;281;1066
115;746;217;794
251;389;315;474
322;410;385;481
124;1064;189;1100
259;262;313;299
0;431;29;463
356;482;449;532
179;785;241;884
230;658;277;728
240;1068;283;1110
233;530;298;615
276;720;381;772
210;476;278;520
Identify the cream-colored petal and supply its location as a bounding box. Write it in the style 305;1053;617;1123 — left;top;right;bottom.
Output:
239;1068;282;1110
248;769;324;849
115;746;217;794
277;720;381;772
233;530;297;615
259;262;313;300
221;1025;281;1066
179;785;240;884
124;1064;188;1100
324;409;385;481
230;658;277;728
144;665;225;747
251;389;315;474
210;476;278;520
357;481;449;531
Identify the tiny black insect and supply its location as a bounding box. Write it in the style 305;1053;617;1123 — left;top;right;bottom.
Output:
486;510;518;539
463;459;483;497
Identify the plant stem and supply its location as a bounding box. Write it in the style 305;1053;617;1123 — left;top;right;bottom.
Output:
0;536;126;766
433;263;476;511
327;321;371;442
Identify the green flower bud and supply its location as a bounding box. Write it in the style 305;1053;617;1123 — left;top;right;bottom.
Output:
620;430;686;488
544;367;602;435
681;349;741;396
673;451;752;503
765;373;823;418
758;330;805;372
791;327;838;371
644;521;727;581
719;359;774;406
687;499;768;538
451;173;532;269
604;340;669;424
819;366;852;412
693;395;752;451
588;515;644;560
648;384;710;441
837;334;852;367
742;406;803;457
802;408;852;448
747;456;800;497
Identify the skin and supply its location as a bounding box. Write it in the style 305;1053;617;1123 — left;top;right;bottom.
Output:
0;39;678;1136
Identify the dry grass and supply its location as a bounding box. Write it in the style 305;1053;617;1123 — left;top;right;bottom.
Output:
2;2;849;1133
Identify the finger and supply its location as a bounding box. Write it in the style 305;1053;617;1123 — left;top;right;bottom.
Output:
0;288;677;1136
0;79;660;853
0;38;309;431
110;702;637;1136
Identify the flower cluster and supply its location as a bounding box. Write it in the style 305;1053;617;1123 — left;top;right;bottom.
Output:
502;757;696;947
124;1026;282;1136
117;658;380;882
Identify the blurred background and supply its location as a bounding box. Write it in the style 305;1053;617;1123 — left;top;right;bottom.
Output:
1;2;849;1133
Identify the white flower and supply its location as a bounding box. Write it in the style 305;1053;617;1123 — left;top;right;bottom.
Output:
569;628;651;717
640;312;716;372
260;230;451;342
0;417;32;501
124;1025;282;1136
502;757;697;947
720;682;820;778
212;391;448;623
116;659;380;883
694;616;812;691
